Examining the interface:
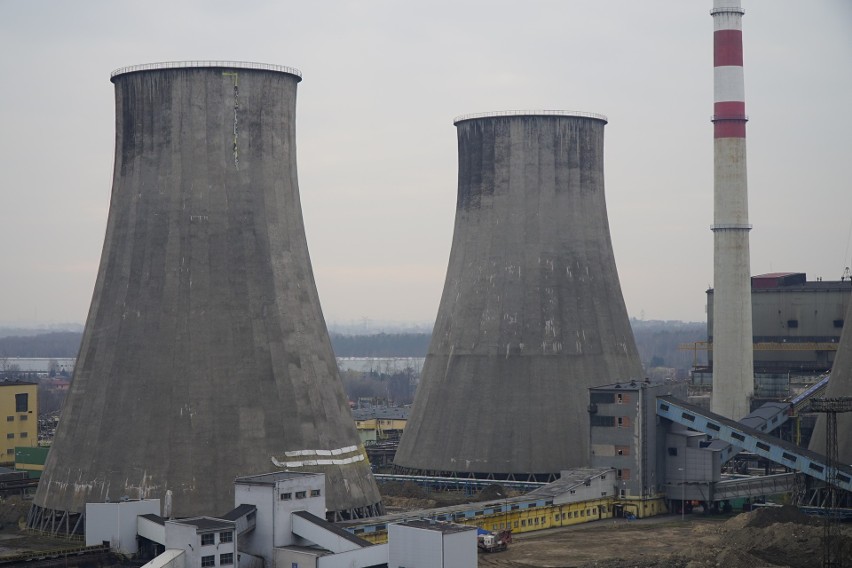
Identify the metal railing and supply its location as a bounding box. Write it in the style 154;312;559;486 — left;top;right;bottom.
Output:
710;7;745;15
453;110;608;125
111;61;302;79
710;223;752;231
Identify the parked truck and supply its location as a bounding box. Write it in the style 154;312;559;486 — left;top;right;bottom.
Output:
477;528;511;553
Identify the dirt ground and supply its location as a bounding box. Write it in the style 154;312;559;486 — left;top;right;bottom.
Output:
478;506;852;568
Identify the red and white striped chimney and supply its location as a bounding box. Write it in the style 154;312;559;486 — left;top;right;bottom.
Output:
710;0;754;419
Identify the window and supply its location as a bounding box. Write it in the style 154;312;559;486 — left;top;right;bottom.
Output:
15;393;28;413
201;555;215;567
834;319;844;328
310;489;320;497
521;519;526;527
580;510;585;517
616;393;623;404
590;392;615;404
219;531;233;543
787;319;799;328
295;491;306;499
6;433;13;439
19;414;27;421
201;533;214;546
617;416;630;428
5;449;13;455
591;415;615;427
280;492;292;500
667;447;678;456
19;432;27;438
616;446;629;456
617;468;631;480
5;416;12;422
220;553;234;566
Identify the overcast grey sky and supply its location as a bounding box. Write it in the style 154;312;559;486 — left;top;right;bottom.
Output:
1;1;850;328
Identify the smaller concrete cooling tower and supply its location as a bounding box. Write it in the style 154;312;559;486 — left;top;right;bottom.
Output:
29;62;381;533
810;293;852;466
394;111;643;481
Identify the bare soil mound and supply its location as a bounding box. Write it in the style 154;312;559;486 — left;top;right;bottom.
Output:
724;505;820;529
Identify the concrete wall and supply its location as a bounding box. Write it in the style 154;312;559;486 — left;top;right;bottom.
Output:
396;112;643;478
317;545;388;568
164;523;201;568
141;549;185;568
811;297;852;464
387;525;443;568
442;530;476;568
85;499;160;554
33;62;381;521
274;548;319;568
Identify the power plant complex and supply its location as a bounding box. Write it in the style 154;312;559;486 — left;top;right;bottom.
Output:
29;62;382;533
11;2;852;565
393;111;643;481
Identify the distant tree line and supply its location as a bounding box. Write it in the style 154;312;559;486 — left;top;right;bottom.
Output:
0;331;82;358
330;333;430;357
0;323;708;375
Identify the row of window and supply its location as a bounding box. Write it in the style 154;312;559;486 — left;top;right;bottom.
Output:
488;506;606;531
201;553;232;567
280;489;321;500
590;415;632;428
5;415;27;421
200;531;233;546
5;432;28;438
589;392;632;404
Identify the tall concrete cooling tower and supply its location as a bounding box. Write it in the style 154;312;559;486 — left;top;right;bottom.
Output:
29;62;382;533
810;295;852;465
394;111;643;481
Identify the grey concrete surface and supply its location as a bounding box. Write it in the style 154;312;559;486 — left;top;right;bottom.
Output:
810;295;852;466
394;113;643;478
32;64;381;519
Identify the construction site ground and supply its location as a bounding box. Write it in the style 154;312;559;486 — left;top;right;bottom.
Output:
476;506;852;568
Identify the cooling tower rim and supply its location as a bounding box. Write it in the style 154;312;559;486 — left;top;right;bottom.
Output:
453;110;608;125
110;61;303;82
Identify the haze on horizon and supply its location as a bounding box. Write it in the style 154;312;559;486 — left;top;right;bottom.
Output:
1;1;850;328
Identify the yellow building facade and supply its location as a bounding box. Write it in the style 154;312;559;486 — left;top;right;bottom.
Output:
0;381;38;463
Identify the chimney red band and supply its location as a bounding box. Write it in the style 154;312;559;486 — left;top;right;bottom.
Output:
714;120;746;139
714;30;744;67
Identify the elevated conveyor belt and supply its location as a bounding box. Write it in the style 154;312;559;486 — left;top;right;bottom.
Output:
657;396;852;493
789;374;831;413
706;400;792;464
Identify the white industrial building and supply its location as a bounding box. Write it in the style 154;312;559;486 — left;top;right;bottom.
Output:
85;471;476;568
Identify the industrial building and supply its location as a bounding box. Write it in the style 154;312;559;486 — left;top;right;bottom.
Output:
695;273;852;427
706;273;851;379
394;111;643;482
30;61;382;534
0;380;37;463
80;471;476;568
352;407;409;447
